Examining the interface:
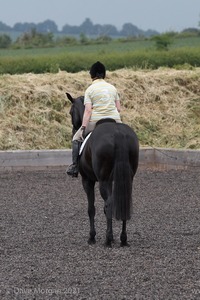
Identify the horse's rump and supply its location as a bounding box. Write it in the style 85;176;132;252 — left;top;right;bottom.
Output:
80;122;139;220
82;122;138;178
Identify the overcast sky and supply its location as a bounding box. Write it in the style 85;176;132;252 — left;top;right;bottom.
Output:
0;0;199;33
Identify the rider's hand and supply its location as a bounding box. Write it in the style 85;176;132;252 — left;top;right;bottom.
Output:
80;126;86;141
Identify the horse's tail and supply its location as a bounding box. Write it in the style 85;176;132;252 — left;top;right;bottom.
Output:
113;131;133;221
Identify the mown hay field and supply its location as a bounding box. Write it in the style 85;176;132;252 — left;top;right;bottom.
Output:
0;68;200;150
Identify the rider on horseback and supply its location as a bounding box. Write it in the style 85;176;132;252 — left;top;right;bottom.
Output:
67;61;122;177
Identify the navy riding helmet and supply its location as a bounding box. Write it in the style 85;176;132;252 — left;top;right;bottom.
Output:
90;61;106;79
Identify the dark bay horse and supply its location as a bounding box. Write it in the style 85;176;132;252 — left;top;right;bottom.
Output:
66;93;139;246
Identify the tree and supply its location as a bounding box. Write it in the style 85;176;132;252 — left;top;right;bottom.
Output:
0;34;12;48
120;23;144;37
36;20;58;33
0;21;12;31
13;20;58;33
14;29;54;48
99;24;118;36
62;24;80;35
79;33;89;44
145;29;160;37
151;33;173;50
79;18;94;35
13;22;37;32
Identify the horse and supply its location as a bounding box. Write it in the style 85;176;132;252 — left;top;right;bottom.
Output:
66;92;139;247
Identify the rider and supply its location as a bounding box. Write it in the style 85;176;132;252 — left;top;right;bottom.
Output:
67;61;122;177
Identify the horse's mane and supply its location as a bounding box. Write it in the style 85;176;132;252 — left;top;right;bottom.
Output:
77;96;84;104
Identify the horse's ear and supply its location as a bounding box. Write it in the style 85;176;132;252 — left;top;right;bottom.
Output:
66;93;74;103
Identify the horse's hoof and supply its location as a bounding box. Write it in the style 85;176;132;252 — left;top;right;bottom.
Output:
105;239;113;248
88;238;96;245
120;241;130;247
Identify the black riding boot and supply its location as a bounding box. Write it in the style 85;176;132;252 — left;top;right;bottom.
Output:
66;140;81;177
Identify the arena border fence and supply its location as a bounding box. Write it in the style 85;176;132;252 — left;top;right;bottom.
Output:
0;148;200;172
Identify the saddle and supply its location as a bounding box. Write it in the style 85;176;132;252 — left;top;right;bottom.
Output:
96;118;116;126
79;118;116;155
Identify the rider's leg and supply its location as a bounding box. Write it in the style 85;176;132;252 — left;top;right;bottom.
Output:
66;128;83;177
66;122;96;177
66;140;81;177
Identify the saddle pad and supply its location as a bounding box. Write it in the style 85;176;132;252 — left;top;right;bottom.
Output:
79;132;92;155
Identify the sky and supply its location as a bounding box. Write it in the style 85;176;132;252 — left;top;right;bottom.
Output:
0;0;200;33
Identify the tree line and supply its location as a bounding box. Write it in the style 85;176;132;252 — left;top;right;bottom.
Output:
0;18;199;49
0;18;158;37
1;17;199;39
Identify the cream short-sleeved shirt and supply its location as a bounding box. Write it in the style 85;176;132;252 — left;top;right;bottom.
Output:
84;79;121;122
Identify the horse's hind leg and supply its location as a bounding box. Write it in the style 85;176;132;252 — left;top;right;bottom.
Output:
120;221;129;247
106;212;113;247
82;178;96;244
99;182;113;247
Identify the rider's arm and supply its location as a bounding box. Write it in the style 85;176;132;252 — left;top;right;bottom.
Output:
82;103;92;128
115;100;121;113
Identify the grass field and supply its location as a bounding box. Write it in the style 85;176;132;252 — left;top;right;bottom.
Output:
0;36;200;75
0;36;200;57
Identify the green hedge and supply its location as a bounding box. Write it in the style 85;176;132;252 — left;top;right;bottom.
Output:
0;47;200;74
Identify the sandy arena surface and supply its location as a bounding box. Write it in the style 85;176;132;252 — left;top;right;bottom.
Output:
0;168;200;300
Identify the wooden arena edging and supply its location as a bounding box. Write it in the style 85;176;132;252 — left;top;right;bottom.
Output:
0;148;200;172
139;148;200;171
